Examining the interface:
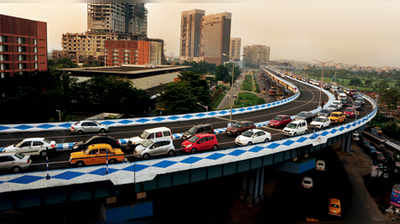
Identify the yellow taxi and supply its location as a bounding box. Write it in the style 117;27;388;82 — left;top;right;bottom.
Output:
328;198;341;217
69;143;125;166
329;112;346;123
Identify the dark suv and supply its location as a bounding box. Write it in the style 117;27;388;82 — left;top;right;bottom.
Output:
183;124;214;139
226;121;256;136
72;135;120;151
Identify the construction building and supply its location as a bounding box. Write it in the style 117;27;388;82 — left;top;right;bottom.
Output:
230;37;241;62
243;45;270;67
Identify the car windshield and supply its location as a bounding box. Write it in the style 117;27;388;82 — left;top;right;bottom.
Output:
140;131;150;139
330;204;339;208
345;108;353;112
187;126;197;134
273;116;283;121
15;141;25;147
14;153;25;159
332;113;340;117
242;131;253;137
44;138;52;144
287;123;297;129
188;136;199;143
232;122;241;128
297;112;307;117
314;117;326;122
320;110;328;114
304;180;312;184
141;140;153;148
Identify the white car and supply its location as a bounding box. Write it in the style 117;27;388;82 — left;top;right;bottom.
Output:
332;100;343;110
234;129;271;146
134;139;176;159
316;160;326;171
70;120;109;134
129;127;173;146
282;119;308;136
310;116;331;129
0;152;31;172
3;138;56;156
301;176;313;189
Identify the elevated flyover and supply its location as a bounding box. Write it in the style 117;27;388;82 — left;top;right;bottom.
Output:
0;67;376;212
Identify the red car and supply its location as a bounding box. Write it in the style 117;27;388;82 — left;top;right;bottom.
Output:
181;133;219;153
344;107;358;118
269;115;292;128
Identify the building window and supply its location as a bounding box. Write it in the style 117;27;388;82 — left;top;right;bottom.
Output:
35;63;38;69
34;47;37;53
0;36;7;43
19;63;23;70
35;55;38;61
0;64;4;70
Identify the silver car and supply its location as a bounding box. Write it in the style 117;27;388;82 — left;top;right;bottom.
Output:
70;120;109;134
0;152;31;173
134;139;176;159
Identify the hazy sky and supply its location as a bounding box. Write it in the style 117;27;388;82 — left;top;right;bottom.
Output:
1;0;400;67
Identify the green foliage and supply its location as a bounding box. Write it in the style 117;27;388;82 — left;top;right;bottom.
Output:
215;63;241;83
234;92;265;108
158;71;211;114
349;77;362;86
182;61;217;74
380;88;400;110
241;75;253;91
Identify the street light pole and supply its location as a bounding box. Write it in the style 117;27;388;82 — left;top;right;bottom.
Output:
230;62;234;123
314;60;332;108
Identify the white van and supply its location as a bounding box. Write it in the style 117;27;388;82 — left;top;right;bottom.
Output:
129;127;173;146
338;93;347;101
282;119;308;136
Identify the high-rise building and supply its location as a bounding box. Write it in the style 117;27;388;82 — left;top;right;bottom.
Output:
243;45;270;67
0;14;47;77
230;37;241;62
104;39;164;66
87;0;147;37
200;12;231;65
179;9;205;62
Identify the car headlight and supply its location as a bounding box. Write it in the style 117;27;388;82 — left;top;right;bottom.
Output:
185;144;192;148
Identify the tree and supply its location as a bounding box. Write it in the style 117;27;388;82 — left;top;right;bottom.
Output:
215;65;230;83
364;79;373;87
349;77;362;86
158;71;211;114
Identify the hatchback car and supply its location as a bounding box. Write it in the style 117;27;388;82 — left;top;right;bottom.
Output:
293;111;314;122
343;107;358;118
234;129;271;146
134;139;176;159
70;120;109;134
183;124;214;139
226;121;256;136
0;152;31;173
3;138;56;157
269;115;292;128
181;133;218;153
317;109;331;118
69;143;125;166
310;116;331;129
72;135;120;151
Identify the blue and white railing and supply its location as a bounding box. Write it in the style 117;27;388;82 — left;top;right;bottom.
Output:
0;91;377;193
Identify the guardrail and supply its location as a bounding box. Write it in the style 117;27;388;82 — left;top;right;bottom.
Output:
0;71;300;133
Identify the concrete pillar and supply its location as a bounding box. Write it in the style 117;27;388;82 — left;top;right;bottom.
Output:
341;133;352;153
241;168;265;205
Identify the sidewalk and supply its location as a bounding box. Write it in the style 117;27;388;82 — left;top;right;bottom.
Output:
217;73;245;110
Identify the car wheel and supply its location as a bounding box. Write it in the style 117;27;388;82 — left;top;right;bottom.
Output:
78;130;84;135
109;159;117;164
213;145;218;150
12;166;21;173
100;129;106;133
77;161;85;167
168;150;175;156
143;154;150;160
264;138;269;143
191;148;197;153
248;142;253;145
40;150;47;157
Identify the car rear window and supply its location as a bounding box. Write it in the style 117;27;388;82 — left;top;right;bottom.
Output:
15;153;25;159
